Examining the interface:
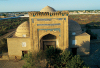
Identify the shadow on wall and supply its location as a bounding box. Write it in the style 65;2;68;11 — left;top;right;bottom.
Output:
70;41;90;56
67;40;100;67
79;41;90;55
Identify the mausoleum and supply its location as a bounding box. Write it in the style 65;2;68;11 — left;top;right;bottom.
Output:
7;6;90;60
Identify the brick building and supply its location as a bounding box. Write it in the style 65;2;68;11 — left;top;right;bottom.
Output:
7;6;90;60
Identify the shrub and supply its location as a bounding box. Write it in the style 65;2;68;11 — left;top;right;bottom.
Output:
23;47;90;68
0;38;8;53
0;31;8;36
65;55;89;68
22;51;46;68
82;29;84;31
86;29;97;40
94;24;99;28
85;24;91;29
45;46;90;68
45;46;62;67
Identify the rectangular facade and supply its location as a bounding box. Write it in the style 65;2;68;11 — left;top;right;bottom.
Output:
29;12;69;52
7;38;31;60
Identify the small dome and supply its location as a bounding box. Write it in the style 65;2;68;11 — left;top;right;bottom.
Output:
15;21;30;37
68;20;82;35
40;6;56;12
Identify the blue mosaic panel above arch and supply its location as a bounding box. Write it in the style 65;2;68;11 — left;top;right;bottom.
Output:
38;28;61;32
31;18;67;21
37;19;51;21
58;18;62;20
37;23;61;26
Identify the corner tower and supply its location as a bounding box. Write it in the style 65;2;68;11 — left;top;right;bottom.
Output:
28;6;69;52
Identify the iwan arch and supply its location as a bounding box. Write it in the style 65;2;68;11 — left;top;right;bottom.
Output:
7;6;90;60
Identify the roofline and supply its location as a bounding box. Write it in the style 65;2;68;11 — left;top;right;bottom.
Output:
28;11;69;17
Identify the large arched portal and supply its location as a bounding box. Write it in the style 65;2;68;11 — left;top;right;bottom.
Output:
40;34;57;50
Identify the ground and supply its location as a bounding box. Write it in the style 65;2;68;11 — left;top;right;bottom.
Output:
0;41;100;68
0;60;25;68
81;42;100;68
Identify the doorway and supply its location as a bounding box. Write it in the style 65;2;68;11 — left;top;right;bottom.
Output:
40;34;56;50
22;51;28;57
71;48;77;55
43;41;56;50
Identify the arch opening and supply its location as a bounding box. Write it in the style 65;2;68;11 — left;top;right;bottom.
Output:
40;34;57;50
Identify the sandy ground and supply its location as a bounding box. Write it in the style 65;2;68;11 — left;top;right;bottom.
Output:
0;42;100;68
81;42;100;68
0;60;25;68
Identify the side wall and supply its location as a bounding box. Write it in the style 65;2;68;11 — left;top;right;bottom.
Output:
69;33;90;55
75;34;90;55
7;38;31;60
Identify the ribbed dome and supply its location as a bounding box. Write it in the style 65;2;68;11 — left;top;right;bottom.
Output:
40;6;56;12
68;20;82;35
15;21;30;37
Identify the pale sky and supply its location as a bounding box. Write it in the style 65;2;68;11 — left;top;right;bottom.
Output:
0;0;100;12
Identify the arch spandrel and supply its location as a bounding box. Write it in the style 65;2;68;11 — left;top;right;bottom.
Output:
39;32;60;41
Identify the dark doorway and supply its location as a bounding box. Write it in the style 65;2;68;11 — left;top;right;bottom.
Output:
40;34;56;50
46;45;51;48
43;41;56;50
22;51;28;57
72;48;77;55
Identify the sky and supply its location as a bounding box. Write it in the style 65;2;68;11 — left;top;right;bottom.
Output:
0;0;100;12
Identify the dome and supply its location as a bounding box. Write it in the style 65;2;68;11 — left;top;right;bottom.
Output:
68;20;82;35
40;6;56;12
15;21;30;37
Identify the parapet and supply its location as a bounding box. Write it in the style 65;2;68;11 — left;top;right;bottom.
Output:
28;11;69;17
